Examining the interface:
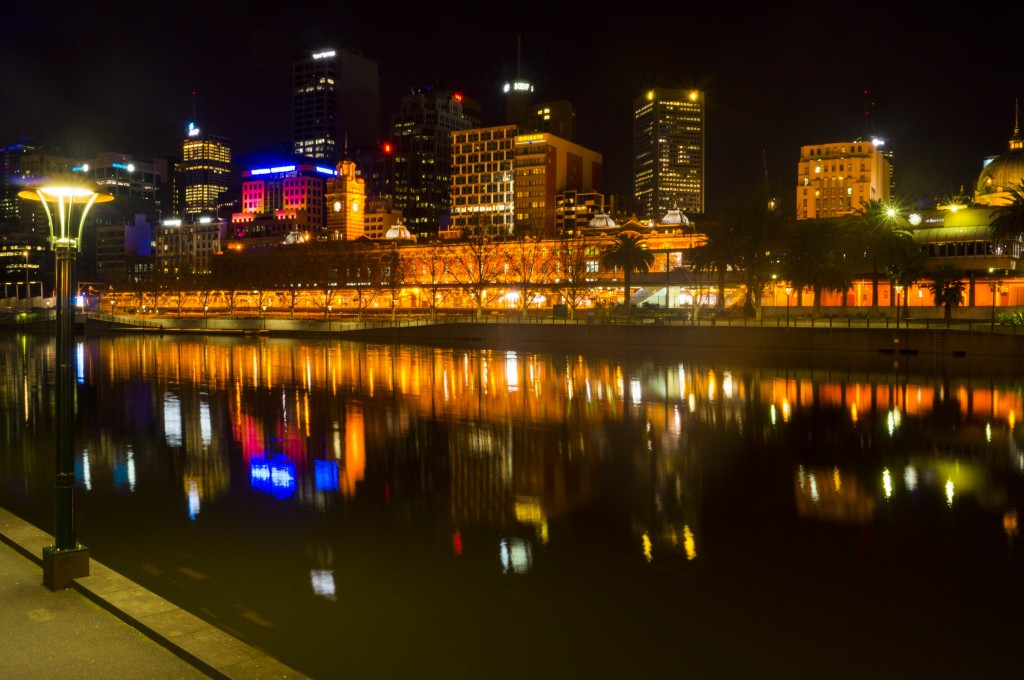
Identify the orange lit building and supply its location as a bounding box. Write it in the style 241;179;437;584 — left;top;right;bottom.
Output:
796;139;891;220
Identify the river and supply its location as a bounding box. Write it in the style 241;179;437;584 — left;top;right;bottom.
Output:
0;332;1021;678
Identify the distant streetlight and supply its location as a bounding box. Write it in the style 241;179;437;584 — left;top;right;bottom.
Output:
894;285;903;326
784;285;792;327
19;180;112;590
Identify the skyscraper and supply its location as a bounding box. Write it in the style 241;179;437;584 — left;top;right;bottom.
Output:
633;88;705;220
182;121;231;218
390;87;477;236
292;48;380;161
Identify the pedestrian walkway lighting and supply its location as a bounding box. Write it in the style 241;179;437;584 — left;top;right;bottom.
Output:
19;180;112;590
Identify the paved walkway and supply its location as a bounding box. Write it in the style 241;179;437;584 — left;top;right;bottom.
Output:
0;508;306;679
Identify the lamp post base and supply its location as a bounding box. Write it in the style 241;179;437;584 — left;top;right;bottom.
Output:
42;545;89;590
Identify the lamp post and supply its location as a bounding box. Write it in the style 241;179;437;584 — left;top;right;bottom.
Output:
19;180;112;590
784;285;792;327
894;285;903;326
990;278;1003;330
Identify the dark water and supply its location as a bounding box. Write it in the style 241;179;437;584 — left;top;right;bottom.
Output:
1;332;1022;678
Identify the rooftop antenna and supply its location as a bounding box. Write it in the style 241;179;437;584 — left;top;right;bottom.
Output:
192;90;197;121
517;36;522;80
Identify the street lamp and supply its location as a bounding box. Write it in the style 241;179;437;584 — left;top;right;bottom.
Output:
784;285;792;326
990;277;1003;330
19;180;112;590
894;285;903;326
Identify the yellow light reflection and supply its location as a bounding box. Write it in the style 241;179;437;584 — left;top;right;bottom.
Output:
833;466;842;492
770;404;777;425
722;371;733;399
688;392;696;412
782;399;791;423
851;403;858;423
882;468;892;499
683;525;696;561
945;478;955;506
642;533;653;562
1004;511;1018;538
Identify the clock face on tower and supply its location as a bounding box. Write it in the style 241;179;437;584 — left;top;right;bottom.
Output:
351;201;360;213
333;200;342;212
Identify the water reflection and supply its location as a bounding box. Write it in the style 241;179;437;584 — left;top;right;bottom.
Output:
0;333;1022;677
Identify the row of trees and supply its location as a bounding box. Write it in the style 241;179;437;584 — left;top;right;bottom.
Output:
668;185;1024;320
108;184;1024;321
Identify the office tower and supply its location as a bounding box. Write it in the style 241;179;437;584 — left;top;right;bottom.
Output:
390;86;476;236
324;159;365;240
795;140;891;219
633;88;705;220
526;100;576;142
450;124;518;235
293;48;380;160
182;121;231;218
513;133;602;237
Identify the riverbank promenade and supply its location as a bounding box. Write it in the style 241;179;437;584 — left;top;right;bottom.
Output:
0;507;306;679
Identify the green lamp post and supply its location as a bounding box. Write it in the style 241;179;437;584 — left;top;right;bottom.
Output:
19;181;112;590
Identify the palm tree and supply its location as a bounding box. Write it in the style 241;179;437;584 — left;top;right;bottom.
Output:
601;232;654;316
990;182;1024;252
848;200;914;313
687;220;735;311
780;218;856;313
926;263;967;321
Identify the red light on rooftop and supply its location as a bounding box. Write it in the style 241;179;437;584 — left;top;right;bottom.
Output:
453;92;464;102
382;142;393;155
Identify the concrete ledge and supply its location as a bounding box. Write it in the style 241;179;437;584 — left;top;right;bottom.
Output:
0;507;307;679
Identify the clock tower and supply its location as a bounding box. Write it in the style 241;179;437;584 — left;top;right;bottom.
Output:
325;159;365;240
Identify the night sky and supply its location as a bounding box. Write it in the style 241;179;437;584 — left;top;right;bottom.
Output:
2;1;1021;216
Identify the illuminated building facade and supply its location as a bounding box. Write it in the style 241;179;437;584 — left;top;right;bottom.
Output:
451;125;518;235
231;161;333;245
513;133;603;237
796;139;891;219
293;48;380;160
182;121;231;219
633;89;705;219
390;87;476;236
325;159;365;240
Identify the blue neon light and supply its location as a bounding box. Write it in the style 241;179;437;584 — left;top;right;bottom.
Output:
314;166;338;176
250;454;297;499
314;459;339;492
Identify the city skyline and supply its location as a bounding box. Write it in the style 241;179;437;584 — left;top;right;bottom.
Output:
1;2;1021;215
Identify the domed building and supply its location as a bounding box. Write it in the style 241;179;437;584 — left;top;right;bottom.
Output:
975;104;1024;206
659;209;689;227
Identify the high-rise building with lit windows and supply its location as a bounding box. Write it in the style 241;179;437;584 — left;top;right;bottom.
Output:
450;125;518;235
795;140;891;220
293;48;380;160
182;121;231;218
633;88;704;220
390;86;477;236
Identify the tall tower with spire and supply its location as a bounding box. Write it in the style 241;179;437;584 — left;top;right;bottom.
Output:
502;37;533;127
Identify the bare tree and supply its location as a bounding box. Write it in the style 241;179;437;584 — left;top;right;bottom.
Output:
549;231;603;317
444;218;505;318
505;235;552;314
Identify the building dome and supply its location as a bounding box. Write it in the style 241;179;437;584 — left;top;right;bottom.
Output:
384;223;413;240
588;214;616;229
975;105;1024;206
659;209;689;226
